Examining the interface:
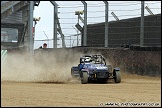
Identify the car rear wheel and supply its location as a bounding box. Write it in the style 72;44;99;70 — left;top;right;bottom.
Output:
71;67;79;78
81;72;88;84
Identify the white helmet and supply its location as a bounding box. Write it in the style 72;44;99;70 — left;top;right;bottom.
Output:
85;57;91;62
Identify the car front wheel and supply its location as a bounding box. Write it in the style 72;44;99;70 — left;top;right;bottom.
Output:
81;72;88;84
114;71;121;83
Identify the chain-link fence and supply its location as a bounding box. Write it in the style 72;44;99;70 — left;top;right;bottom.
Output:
1;1;161;49
86;14;161;47
55;1;161;48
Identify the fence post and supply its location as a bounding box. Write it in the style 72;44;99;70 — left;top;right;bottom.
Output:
81;1;87;46
103;1;109;47
140;1;144;47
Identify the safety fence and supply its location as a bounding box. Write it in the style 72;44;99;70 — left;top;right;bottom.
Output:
1;1;161;49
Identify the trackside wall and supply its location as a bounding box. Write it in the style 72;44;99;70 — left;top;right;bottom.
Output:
34;47;161;77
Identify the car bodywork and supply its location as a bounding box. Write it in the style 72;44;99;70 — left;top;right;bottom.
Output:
71;54;121;84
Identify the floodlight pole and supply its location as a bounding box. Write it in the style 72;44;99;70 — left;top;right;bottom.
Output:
81;1;87;46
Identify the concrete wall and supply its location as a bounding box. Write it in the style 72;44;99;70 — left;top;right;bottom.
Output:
34;47;161;77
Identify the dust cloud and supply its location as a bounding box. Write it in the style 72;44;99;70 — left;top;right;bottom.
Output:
1;49;84;83
1;49;114;83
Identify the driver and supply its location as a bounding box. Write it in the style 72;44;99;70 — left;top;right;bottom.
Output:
78;57;91;71
84;57;92;63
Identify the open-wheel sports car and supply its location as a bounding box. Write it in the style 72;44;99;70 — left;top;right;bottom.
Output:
71;54;121;84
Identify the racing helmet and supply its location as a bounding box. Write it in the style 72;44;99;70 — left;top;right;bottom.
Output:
85;57;91;62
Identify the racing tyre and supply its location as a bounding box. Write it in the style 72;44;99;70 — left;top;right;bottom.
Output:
71;67;79;78
81;72;88;84
114;71;121;83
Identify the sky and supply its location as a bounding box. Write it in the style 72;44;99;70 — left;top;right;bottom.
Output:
33;1;161;49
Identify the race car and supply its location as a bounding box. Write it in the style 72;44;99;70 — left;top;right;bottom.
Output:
71;54;121;84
